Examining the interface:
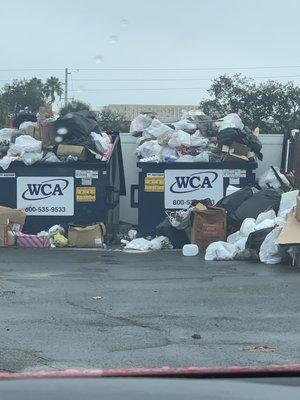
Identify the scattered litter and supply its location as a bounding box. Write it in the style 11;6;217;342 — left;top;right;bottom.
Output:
53;232;68;248
92;295;102;300
191;334;202;340
124;236;172;251
124;238;152;251
259;166;291;190
128;229;137;240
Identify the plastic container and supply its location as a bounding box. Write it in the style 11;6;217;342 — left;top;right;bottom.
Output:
182;244;199;256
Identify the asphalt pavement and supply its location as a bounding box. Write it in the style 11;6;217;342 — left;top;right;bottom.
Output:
0;248;299;372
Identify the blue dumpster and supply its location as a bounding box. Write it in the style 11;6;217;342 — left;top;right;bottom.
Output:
131;161;257;236
0;135;125;237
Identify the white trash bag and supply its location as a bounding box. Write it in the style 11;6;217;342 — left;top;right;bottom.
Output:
90;131;111;154
227;231;242;244
144;119;174;140
190;130;209;147
254;219;276;231
130;114;153;134
205;241;237;261
258;166;291;190
234;237;248;252
0;155;13;170
168;130;191;148
42;152;61;163
9;135;42;155
259;227;283;264
136;140;162;159
124;238;152;251
215;113;244;131
256;209;276;224
172;118;197;132
240;218;256;237
20;151;43;166
150;236;172;250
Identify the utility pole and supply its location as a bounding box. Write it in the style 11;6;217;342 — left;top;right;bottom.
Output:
64;68;71;106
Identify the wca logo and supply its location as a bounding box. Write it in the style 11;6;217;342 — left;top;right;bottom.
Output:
22;179;69;201
170;171;218;193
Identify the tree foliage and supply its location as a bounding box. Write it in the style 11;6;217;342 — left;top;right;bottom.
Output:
97;108;130;133
0;76;63;117
200;74;300;134
59;100;94;116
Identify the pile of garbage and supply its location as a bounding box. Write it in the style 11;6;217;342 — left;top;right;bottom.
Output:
0;108;113;170
141;164;299;266
0;204;107;249
119;228;173;252
130;111;262;163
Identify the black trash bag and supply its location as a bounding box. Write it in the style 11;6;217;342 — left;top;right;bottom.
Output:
14;112;37;128
216;187;253;216
217;126;263;160
245;227;275;252
155;217;189;249
231;188;282;228
234;248;260;262
55;110;101;146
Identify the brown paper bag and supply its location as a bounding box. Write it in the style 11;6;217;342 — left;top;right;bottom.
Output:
190;205;226;251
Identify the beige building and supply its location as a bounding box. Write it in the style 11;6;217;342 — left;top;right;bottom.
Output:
105;104;197;123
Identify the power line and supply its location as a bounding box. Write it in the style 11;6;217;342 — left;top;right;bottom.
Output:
1;65;300;72
72;74;300;82
0;68;64;71
74;87;209;92
72;65;300;72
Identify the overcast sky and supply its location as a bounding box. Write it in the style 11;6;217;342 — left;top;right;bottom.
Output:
1;0;300;108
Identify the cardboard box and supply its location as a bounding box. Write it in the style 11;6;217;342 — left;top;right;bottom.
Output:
223;153;249;163
16;233;50;248
295;196;300;222
276;195;300;246
221;142;253;161
229;142;251;157
27;123;56;147
0;206;26;232
276;212;300;245
39;123;56;147
68;223;106;248
57;145;87;161
190;204;226;251
0;215;9;247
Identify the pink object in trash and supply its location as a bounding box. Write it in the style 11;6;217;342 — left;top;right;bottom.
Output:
16;233;50;248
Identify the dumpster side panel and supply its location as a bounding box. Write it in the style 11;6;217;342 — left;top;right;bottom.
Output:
136;162;257;237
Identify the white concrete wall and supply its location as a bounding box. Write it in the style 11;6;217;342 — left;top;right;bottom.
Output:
119;134;139;225
119;133;284;224
256;134;284;178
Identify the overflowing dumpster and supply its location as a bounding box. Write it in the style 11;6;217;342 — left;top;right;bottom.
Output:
0;111;125;240
131;160;257;236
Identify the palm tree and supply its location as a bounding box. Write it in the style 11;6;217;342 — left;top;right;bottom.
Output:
44;76;63;103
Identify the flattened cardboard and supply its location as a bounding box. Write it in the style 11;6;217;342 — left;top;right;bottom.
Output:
0;206;26;228
276;213;300;245
57;145;87;161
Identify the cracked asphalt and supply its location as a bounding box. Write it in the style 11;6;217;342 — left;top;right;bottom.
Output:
0;248;299;372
